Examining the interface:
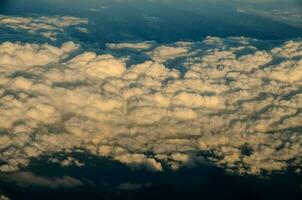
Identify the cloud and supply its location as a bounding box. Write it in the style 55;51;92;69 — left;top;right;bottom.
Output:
235;5;302;29
66;53;126;79
0;15;88;41
148;45;189;62
0;41;79;67
0;195;10;200
0;172;83;189
86;7;109;12
106;42;154;50
0;36;301;176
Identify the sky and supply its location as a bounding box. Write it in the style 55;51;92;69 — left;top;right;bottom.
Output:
1;0;302;44
0;1;301;200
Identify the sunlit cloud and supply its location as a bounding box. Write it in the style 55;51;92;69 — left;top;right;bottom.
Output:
0;15;88;41
0;36;301;176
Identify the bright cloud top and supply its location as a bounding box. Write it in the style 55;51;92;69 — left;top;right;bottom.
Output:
0;36;301;176
0;15;88;41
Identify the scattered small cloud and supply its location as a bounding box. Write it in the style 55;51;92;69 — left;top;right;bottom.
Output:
236;8;247;13
0;15;88;41
107;41;154;50
75;27;89;33
86;6;108;12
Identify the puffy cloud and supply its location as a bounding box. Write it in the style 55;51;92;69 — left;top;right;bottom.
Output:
66;53;126;79
0;41;78;67
272;40;302;58
268;60;302;83
172;92;221;108
148;45;189;62
0;15;88;41
115;154;163;171
0;36;301;176
0;172;83;189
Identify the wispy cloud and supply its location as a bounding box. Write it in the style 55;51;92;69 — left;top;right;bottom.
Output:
0;172;83;189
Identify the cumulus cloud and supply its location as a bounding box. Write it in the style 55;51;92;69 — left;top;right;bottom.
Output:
0;36;301;176
0;15;88;41
148;45;189;62
0;41;78;67
0;172;83;189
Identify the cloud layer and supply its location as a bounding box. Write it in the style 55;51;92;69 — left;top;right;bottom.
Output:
0;15;88;41
0;36;301;176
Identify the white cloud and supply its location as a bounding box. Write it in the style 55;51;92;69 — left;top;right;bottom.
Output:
272;40;302;58
0;37;301;176
106;42;154;50
66;53;126;79
268;60;302;83
0;15;88;41
0;41;78;67
148;45;189;62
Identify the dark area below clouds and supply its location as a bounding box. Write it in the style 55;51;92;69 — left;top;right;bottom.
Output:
1;153;301;200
